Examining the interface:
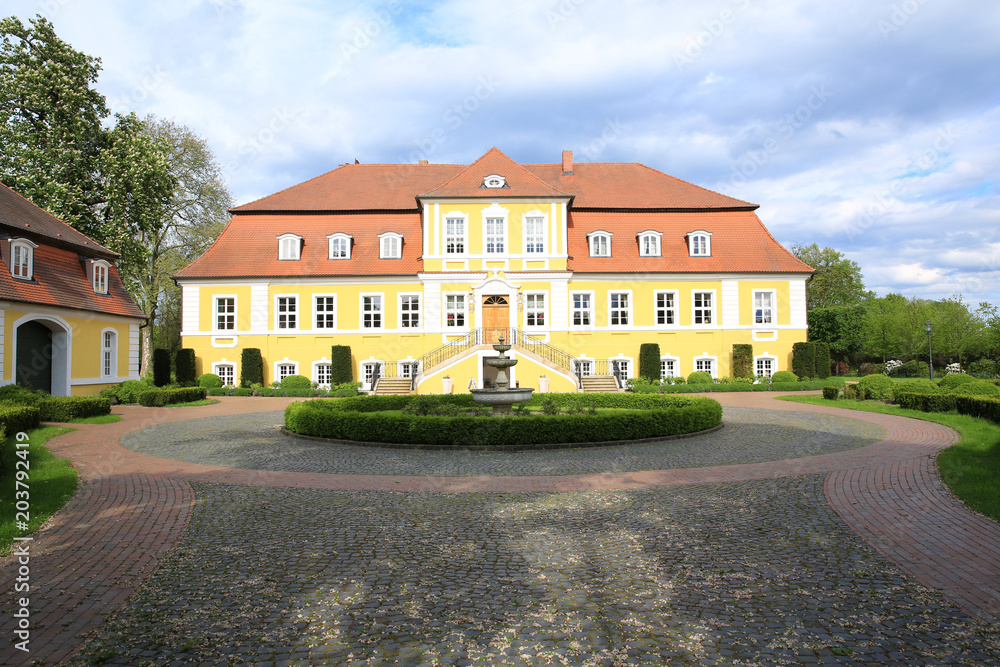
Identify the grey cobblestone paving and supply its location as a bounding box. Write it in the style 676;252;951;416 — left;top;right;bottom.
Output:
119;407;884;476
74;476;1000;666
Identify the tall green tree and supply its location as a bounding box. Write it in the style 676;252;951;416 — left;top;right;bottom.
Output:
927;295;986;366
791;244;868;310
807;304;866;365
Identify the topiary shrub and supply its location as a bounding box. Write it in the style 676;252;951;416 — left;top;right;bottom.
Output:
947;381;1000;398
281;374;312;389
939;373;977;391
174;348;196;385
893;379;939;401
792;342;816;379
639;343;661;382
732;343;753;378
138;387;208;407
857;374;895;401
152;349;171;387
822;386;839;400
770;370;798;383
955;396;1000;424
37;396;111;421
198;373;223;389
331;346;353;385
240;348;264;388
687;371;713;385
100;378;155;404
0;384;46;406
814;342;831;380
0;404;41;435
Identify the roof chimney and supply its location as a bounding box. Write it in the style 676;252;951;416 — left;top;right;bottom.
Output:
562;150;573;175
418;160;428;165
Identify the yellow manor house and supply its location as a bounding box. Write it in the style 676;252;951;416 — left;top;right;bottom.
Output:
175;148;813;393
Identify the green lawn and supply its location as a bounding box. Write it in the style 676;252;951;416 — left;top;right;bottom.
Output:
779;395;1000;522
1;426;78;556
66;414;123;424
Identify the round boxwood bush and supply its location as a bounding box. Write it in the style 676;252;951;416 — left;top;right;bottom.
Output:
770;370;798;383
939;373;978;391
198;373;223;389
892;378;939;401
947;381;1000;397
285;393;722;449
857;374;896;401
281;374;313;389
687;371;713;385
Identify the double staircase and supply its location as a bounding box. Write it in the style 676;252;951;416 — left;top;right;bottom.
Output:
580;376;624;393
372;377;414;395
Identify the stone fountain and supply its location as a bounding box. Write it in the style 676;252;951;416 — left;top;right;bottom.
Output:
470;337;535;414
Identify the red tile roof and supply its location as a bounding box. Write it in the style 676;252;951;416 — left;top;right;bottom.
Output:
0;183;119;259
421;147;571;199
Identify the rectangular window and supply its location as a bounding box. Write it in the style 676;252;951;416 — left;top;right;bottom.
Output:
526;294;545;326
610;292;629;326
315;364;332;387
277;297;297;329
756;358;774;377
400;295;420;328
401;361;420;378
589;235;610;257
525;217;544;253
754;291;774;325
362;296;382;328
329;236;349;259
12;244;30;278
661;359;677;378
279;236;299;260
696;359;714;374
571;293;592;326
315;296;335;329
278;363;296;380
380;235;400;258
94;263;108;294
573;360;593;376
693;292;713;325
445;218;465;254
216;297;236;331
445;294;465;327
102;331;114;377
485;218;505;254
216;365;235;386
655;292;676;325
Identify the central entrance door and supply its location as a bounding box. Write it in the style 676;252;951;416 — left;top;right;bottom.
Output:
482;295;509;344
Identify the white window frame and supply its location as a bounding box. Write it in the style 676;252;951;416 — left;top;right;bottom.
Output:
483;174;506;188
274;359;299;382
360;293;384;330
274;295;298;330
360;359;384;391
694;354;719;379
753;289;776;326
654;290;678;326
444;213;468;255
101;328;117;378
638;230;662;257
608;356;634;382
399;293;421;329
523;211;547;254
213;362;236;387
214;295;237;332
379;232;403;259
398;359;420;378
573;356;595;377
444;292;467;328
660;355;681;379
569;291;594;328
484;215;507;255
688;230;712;257
755;354;778;378
692;290;716;326
314;294;336;330
608;290;632;327
524;292;546;328
277;233;302;260
93;260;110;294
10;239;37;280
312;360;333;389
587;231;612;257
327;233;352;260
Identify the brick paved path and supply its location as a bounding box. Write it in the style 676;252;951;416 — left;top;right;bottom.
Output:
1;393;998;665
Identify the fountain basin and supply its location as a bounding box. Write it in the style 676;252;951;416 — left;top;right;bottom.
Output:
469;387;535;405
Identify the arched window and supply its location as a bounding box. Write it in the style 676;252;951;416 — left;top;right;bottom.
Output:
379;232;402;259
587;231;612;257
93;261;110;294
328;233;352;259
101;329;117;378
277;234;302;260
638;230;662;257
10;239;37;279
687;230;712;257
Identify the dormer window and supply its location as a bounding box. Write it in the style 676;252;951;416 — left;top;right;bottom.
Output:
482;174;507;189
10;239;37;280
688;230;712;257
277;233;302;260
587;231;612;257
93;260;110;294
379;232;402;259
638;230;662;257
327;233;352;259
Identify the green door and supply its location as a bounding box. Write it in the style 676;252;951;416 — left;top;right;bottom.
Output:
16;320;53;394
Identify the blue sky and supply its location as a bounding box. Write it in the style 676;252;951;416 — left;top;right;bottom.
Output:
7;0;999;306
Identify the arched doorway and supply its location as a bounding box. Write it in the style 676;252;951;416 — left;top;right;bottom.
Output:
482;295;509;344
13;317;71;396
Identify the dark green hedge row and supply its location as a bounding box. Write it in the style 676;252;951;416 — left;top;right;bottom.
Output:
285;394;722;447
655;378;845;394
639;343;661;381
175;349;196;385
153;349;171;387
955;396;1000;424
37;397;111;421
896;392;958;413
138;387;208;407
240;348;264;388
0;405;41;436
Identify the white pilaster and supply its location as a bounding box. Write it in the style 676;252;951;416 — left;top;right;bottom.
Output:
721;279;740;327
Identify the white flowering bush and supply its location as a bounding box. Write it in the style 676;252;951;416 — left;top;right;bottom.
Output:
884;359;903;375
945;362;963;375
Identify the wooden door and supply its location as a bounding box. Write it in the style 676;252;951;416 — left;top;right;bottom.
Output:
482;295;509;343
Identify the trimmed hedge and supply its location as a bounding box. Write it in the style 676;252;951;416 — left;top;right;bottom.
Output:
198;373;223;389
240;348;264;388
175;348;196;385
822;386;839;400
955;396;1000;424
814;342;831;380
281;374;312;389
939;373;977;391
893;379;939;401
137;387;208;407
152;349;172;387
948;381;1000;397
100;379;155;404
0;404;42;436
732;344;753;378
639;343;661;382
331;345;353;385
657;378;844;394
792;342;815;379
687;371;712;385
770;370;798;383
856;374;895;401
896;392;958;413
37;397;111;422
285;393;722;448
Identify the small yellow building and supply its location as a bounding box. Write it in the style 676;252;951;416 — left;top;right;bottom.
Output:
0;184;145;395
175;148;812;392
